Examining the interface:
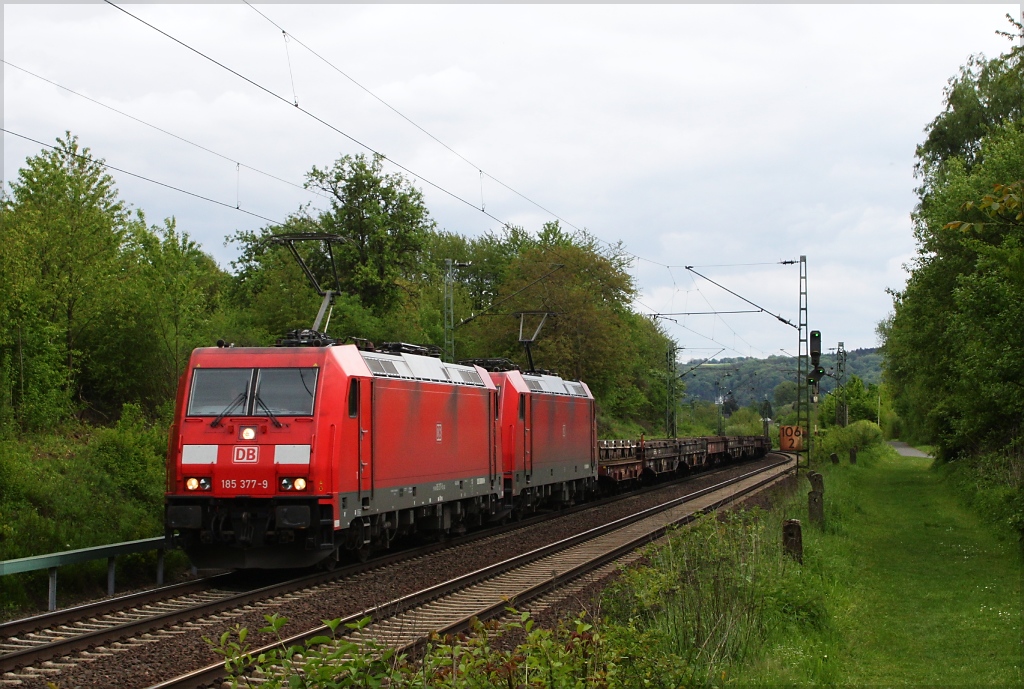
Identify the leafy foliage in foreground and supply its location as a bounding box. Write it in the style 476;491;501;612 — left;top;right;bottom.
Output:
0;404;186;614
880;19;1024;514
209;611;610;688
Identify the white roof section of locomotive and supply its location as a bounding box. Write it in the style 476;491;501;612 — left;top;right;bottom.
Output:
359;350;489;388
520;372;592;399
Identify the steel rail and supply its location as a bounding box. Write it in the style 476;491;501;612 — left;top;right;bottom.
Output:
0;574;233;639
410;456;795;648
1;450;768;665
1;457;771;674
149;455;792;689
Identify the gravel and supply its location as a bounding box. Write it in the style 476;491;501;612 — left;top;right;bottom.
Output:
10;455;787;689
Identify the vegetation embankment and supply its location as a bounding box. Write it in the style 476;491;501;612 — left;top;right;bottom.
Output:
879;17;1024;530
0;407;191;614
213;424;1020;686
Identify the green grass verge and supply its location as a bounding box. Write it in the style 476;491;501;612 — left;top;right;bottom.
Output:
734;443;1022;685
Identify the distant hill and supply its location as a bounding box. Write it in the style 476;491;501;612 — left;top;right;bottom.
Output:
679;348;881;406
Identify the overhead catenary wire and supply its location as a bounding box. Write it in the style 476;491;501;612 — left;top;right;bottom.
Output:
685;266;797;329
632;296;753;360
675;273;768;358
2;127;283;226
97;1;789;357
102;0;509;228
671;260;798;268
238;1;677;270
1;59;327;203
649;310;763;316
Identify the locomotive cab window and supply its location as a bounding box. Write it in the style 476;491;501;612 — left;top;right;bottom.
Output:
188;368;254;416
348;379;359;418
254;368;317;416
518;393;525;420
188;367;317;417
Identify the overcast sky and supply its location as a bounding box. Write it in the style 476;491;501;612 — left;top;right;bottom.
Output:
3;3;1019;361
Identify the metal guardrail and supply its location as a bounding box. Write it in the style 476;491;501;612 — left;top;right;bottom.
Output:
0;537;169;611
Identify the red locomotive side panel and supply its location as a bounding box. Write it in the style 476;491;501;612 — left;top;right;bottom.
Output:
529;393;592;474
370;379;494;487
166;344;507;569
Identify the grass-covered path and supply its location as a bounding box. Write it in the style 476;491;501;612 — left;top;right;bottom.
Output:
825;444;1022;685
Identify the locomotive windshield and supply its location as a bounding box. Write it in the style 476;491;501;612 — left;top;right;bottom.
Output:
253;368;318;416
188;368;318;417
188;369;253;416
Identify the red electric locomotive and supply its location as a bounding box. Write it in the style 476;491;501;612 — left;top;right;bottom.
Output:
487;366;597;512
165;341;506;569
163;234;769;570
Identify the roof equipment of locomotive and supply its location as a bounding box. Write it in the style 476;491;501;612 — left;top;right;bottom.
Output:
267;232;346;347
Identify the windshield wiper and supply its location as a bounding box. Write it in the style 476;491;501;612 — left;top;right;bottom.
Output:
254;393;284;428
210;390;247;428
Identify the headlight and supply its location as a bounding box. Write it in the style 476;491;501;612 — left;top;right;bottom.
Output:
239;426;257;441
186;477;212;491
186;477;199;491
199;477;212;491
280;477;307;491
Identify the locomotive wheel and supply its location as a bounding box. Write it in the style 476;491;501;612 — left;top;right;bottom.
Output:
321;550;340;571
355;545;371;563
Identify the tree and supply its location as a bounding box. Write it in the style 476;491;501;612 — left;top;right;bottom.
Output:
773;380;798;407
461;221;672;433
882;21;1024;457
305;153;435;314
1;133;130;427
915;16;1023;179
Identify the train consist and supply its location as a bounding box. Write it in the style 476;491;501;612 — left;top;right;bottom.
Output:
163;337;770;569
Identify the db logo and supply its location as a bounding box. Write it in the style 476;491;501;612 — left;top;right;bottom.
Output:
233;446;259;463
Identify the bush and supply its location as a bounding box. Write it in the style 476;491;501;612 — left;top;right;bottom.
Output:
940;448;1024;532
812;420;883;464
0;404;175;615
209;611;610;688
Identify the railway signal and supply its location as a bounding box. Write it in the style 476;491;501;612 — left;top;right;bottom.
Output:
810;330;821;367
808;365;825;387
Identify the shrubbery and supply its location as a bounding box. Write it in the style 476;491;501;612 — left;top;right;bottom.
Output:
601;510;831;687
210;611;610;688
211;504;838;689
940;447;1024;532
811;420;883;465
0;404;181;614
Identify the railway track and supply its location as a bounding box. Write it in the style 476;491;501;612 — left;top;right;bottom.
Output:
155;455;794;689
0;454;792;688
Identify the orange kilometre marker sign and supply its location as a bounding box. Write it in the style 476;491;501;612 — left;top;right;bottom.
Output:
778;425;806;452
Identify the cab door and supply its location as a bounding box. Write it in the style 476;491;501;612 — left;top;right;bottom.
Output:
358;378;373;501
347;377;373;504
523;393;533;479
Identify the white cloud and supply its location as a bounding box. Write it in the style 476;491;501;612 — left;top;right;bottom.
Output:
4;3;1016;356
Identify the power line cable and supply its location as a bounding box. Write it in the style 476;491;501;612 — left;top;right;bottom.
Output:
684;266;796;329
103;0;507;227
100;2;782;354
648;310;763;316
675;273;767;358
3;127;283;225
632;296;753;359
2;59;326;203
671;261;797;268
238;1;676;269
